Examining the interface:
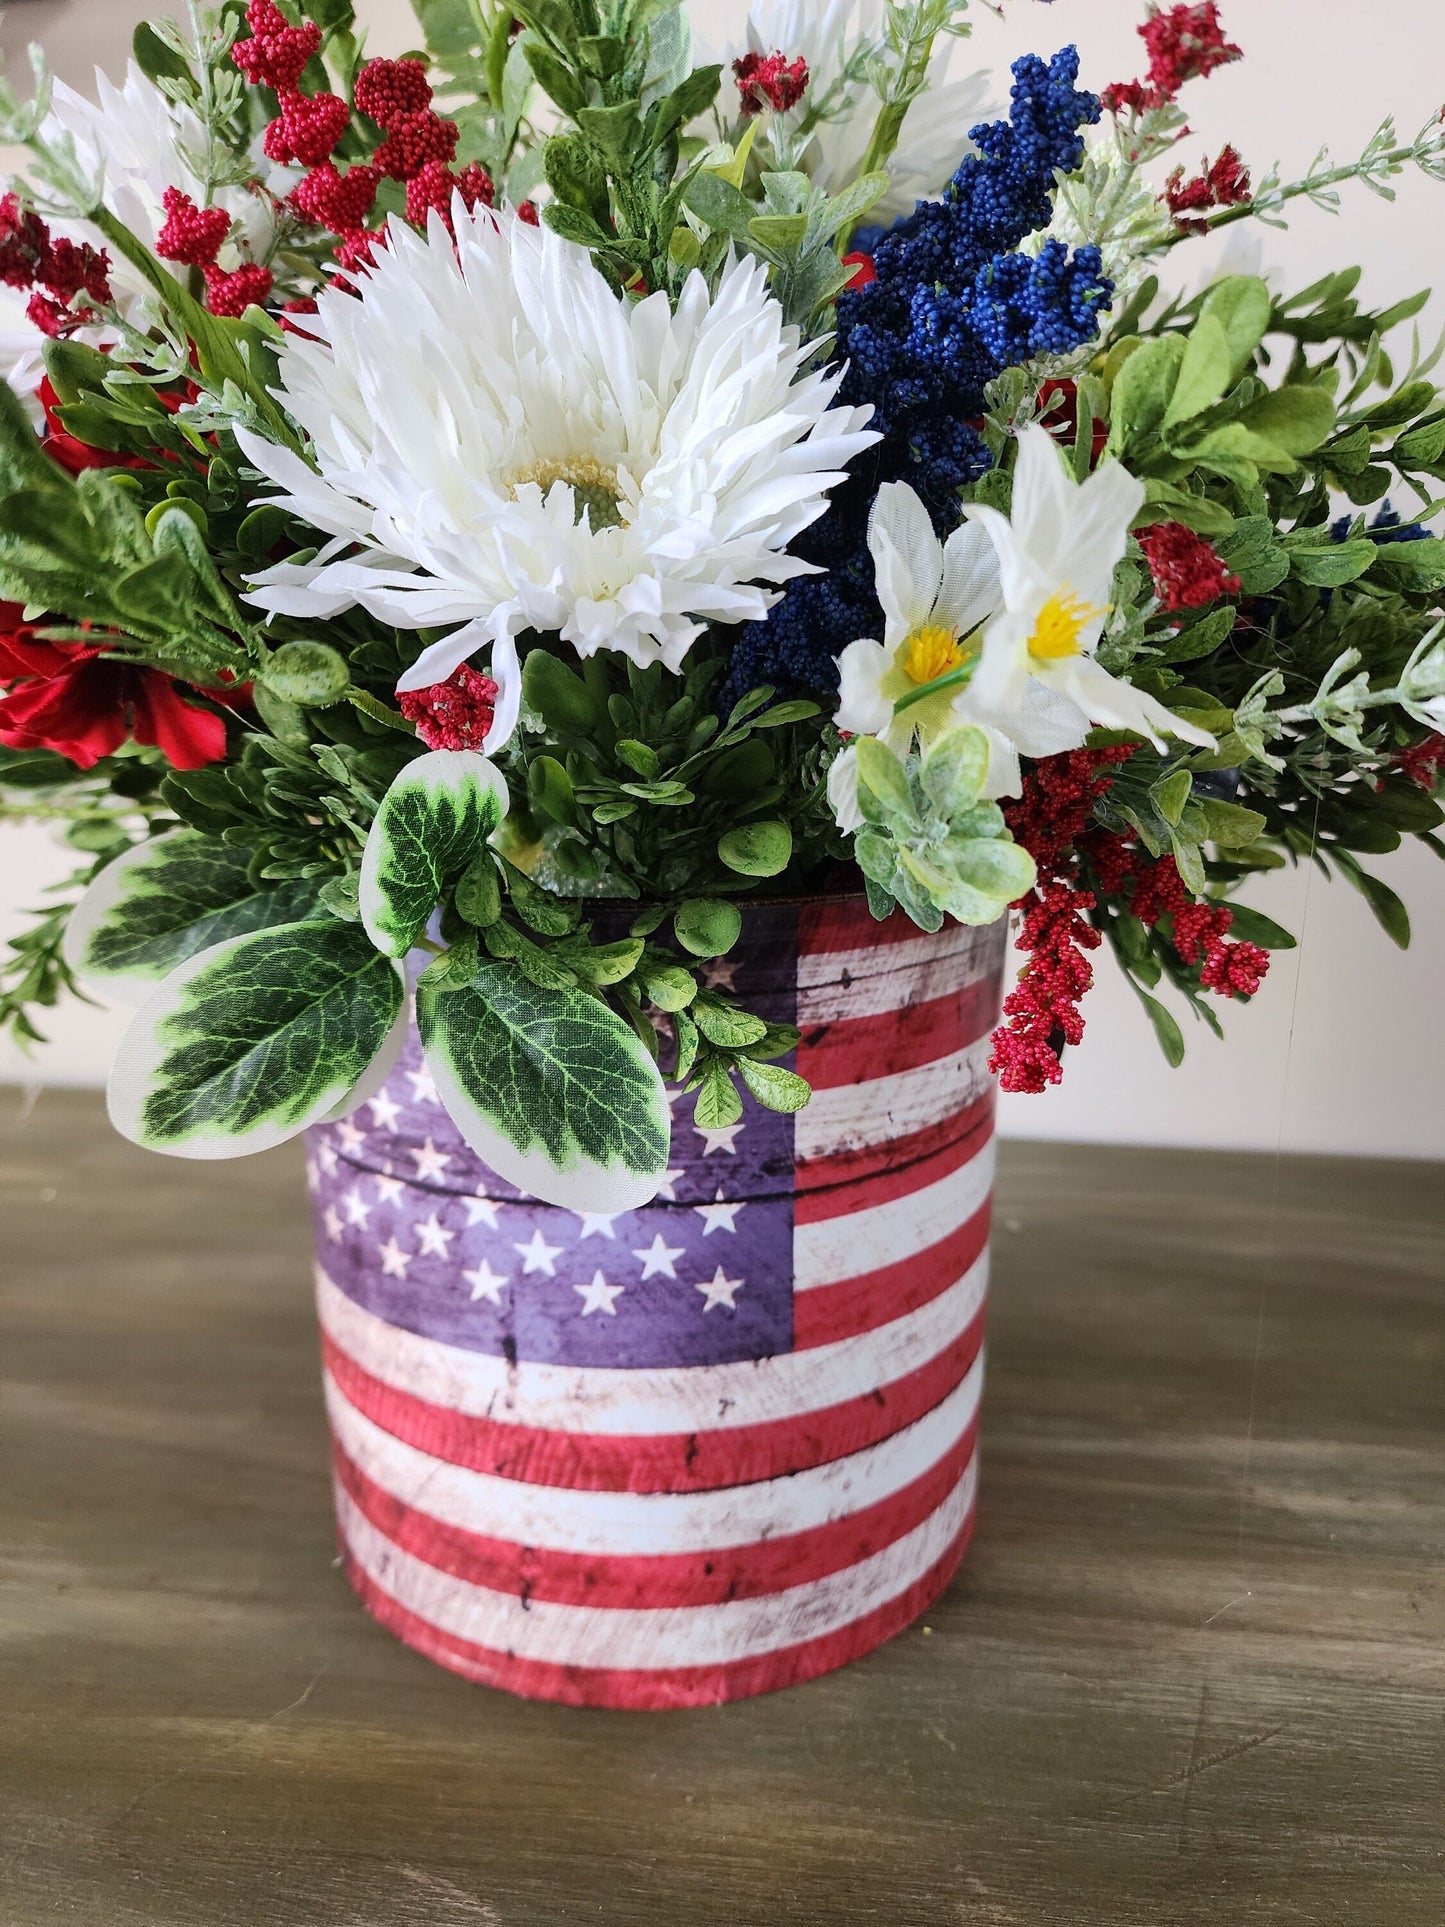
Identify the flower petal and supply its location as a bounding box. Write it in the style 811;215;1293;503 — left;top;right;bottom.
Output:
937;518;1002;642
869;482;944;646
834;637;895;737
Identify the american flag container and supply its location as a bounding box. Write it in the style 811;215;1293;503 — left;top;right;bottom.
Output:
307;898;1006;1708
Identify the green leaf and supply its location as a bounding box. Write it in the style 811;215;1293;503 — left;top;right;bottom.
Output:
526;754;577;827
750;699;821;729
132;22;193;85
360;751;510;958
1136;988;1187;1069
1238;384;1336;456
108;921;405;1159
651;64;721;144
1369;537;1445;596
693;1062;742;1131
261;640;351;707
682;170;757;239
503;858;583;936
1216;516;1290;595
522;647;604;734
692;999;767;1049
1282;534;1376;588
672;1007;700;1084
854;735;916;827
674;898;742;958
1197;276;1272;381
454;854;502;928
544;202;616;250
920;726;990;816
1158;605;1237;663
525;40;590;115
63;833;319;1002
718;820;793;877
616;738;660;779
1199;800;1268;848
635;960;697;1011
417;956;671;1211
1161;313;1234;430
736;1058;811;1114
1334;852;1412;949
567;938;645;986
749;212;810;253
1225;904;1298;950
1106;333;1186;452
1152;769;1193;827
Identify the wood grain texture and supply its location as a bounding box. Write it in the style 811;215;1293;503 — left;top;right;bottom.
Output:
2;1086;1441;1926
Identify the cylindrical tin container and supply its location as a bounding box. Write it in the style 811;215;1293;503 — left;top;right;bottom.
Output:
306;899;1007;1708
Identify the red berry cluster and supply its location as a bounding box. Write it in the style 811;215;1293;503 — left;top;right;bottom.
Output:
405;158;495;231
1165;145;1251;232
234;2;352;183
1126;854;1269;998
1101;2;1242;117
155;186;273;317
734;51;810;118
398;664;499;753
0;194;112;339
990;748;1135;1094
1136;520;1242;612
156;186;232;266
232;1;320;90
991;744;1272;1092
351;57;458;182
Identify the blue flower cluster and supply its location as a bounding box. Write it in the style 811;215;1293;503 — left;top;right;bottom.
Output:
724;48;1112;706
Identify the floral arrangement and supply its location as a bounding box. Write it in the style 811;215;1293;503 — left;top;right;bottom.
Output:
0;0;1442;1211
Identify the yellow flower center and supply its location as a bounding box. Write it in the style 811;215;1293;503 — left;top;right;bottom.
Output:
904;623;967;685
509;455;624;530
1027;587;1106;661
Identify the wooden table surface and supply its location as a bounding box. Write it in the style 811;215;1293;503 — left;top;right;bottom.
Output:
2;1089;1442;1926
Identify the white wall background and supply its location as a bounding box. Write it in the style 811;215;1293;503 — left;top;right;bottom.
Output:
2;0;1443;1156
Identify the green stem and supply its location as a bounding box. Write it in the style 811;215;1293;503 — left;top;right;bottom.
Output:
891;659;978;718
1163;146;1417;249
344;689;418;735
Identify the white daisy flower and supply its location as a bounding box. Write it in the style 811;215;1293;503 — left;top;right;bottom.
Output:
961;426;1218;758
37;62;276;324
737;1;992;221
238;207;877;750
835;480;1001;752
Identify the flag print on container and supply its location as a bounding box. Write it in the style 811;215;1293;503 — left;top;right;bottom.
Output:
307;898;1006;1708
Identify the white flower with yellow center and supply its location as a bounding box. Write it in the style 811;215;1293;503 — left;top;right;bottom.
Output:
239;207;877;751
961;425;1218;757
828;481;1010;830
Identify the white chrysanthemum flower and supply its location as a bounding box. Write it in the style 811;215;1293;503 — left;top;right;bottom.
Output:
737;1;992;221
961;426;1218;757
39;62;275;322
239;207;878;750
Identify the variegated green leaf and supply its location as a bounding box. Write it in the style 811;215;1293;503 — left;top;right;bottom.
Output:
417;956;671;1212
108;921;406;1159
63;832;321;1004
360;751;510;958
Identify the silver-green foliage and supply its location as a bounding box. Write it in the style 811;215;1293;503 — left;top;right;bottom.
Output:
850;728;1036;932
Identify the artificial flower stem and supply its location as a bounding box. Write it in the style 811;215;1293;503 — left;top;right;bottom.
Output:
891;658;978;719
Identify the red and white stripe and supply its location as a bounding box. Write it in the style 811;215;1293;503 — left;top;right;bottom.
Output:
323;907;1005;1706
